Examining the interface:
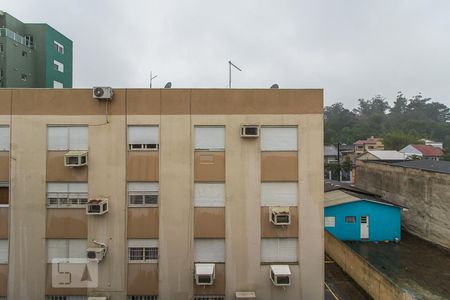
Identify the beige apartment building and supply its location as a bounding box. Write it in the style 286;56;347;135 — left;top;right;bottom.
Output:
0;88;324;300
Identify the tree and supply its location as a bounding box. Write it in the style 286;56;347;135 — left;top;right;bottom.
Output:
383;131;420;150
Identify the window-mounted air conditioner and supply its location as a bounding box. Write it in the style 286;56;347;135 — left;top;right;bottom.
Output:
240;125;260;138
235;291;256;299
64;150;88;167
86;198;108;215
195;263;215;285
270;206;291;225
270;265;291;286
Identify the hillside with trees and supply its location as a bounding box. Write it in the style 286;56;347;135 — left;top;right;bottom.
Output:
324;92;450;160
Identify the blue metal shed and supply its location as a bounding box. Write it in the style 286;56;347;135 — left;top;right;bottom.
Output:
324;182;407;242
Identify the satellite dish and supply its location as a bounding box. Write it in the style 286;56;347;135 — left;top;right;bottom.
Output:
270;84;279;89
164;82;172;89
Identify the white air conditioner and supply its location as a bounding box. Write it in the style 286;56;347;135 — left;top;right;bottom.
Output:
86;198;108;215
270;206;291;225
87;247;107;262
240;125;260;138
92;87;113;100
236;291;256;299
270;265;291;286
64;150;88;167
195;263;215;285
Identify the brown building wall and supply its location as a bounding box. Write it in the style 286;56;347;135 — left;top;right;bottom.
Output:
127;208;159;238
127;263;159;295
46;209;87;239
261;152;298;182
193;263;225;295
0;208;7;239
127;151;159;182
0;264;7;296
0;153;9;182
45;263;87;296
47;151;88;182
194;208;225;238
194;151;225;182
260;207;298;238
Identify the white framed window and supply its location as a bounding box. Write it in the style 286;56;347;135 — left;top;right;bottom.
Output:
47;182;88;208
194;126;225;151
194;183;225;207
194;239;225;263
128;296;158;300
325;216;335;227
128;182;159;207
48;126;88;151
54;60;64;72
261;183;298;206
261;126;298;151
128;126;159;150
261;238;297;263
54;41;64;54
128;239;158;263
0;239;8;263
0;126;9;151
47;239;86;262
53;80;63;88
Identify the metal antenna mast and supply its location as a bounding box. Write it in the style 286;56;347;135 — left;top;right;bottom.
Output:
228;61;242;88
150;71;158;88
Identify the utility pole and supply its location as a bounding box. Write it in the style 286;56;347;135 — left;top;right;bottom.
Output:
150;71;158;88
228;61;242;88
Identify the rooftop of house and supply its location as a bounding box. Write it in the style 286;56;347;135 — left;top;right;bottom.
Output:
391;160;450;175
410;144;444;157
324;145;338;156
361;150;406;160
353;136;383;145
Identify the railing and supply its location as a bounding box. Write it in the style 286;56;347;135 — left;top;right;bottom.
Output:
0;28;33;48
47;192;88;208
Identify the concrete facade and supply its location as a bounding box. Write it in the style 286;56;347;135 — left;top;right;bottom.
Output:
355;161;450;249
0;88;324;300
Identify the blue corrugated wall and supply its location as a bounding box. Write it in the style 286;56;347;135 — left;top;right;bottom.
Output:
324;200;401;241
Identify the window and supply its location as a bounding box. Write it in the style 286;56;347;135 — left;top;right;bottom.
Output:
261;238;297;263
0;43;3;52
0;126;9;151
260;126;297;151
22;50;28;57
261;183;298;206
325;216;335;228
47;239;86;262
0;182;8;205
194;239;225;263
0;240;8;263
193;297;225;300
47;183;88;208
128;182;159;207
46;297;87;300
345;216;356;224
54;60;64;72
128;126;159;150
128;297;158;300
194;126;225;151
54;41;64;54
53;80;63;88
21;73;28;81
194;183;225;207
48;126;88;151
128;239;158;263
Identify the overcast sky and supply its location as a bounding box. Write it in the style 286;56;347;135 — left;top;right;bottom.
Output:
3;0;450;107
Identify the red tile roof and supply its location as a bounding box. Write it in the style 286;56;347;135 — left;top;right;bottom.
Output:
411;144;444;157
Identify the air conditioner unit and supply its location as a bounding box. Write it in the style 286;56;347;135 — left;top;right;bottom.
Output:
92;87;113;100
87;247;107;262
64;150;88;167
240;125;260;138
270;206;291;225
195;263;215;285
270;265;291;286
86;198;108;215
235;292;256;299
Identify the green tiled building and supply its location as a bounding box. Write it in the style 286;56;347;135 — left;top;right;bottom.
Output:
0;10;72;88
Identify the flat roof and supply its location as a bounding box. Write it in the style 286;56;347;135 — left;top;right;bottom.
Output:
391;160;450;175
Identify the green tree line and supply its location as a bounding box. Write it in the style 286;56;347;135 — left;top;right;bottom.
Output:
324;92;450;160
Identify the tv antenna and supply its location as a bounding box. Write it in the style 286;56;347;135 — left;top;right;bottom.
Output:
228;61;242;88
150;71;158;88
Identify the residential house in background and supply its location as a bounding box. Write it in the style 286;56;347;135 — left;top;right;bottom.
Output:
356;150;406;162
353;136;384;155
400;144;444;161
324;145;354;182
324;181;406;242
0;11;72;88
419;139;443;149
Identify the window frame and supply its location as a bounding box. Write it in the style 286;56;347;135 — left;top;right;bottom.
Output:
0;126;10;151
47;126;88;151
47;182;88;208
128;182;159;207
260;126;298;151
53;41;64;54
345;216;356;224
194;126;225;151
128;247;159;263
127;125;159;151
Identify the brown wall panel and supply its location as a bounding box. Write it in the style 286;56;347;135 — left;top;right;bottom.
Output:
0;187;8;205
0;264;7;296
45;263;87;296
127;263;158;295
46;209;87;239
47;151;88;182
126;89;161;115
0;153;9;182
161;89;191;115
261;152;298;182
261;207;298;238
127;208;159;238
0;89;12;115
194;152;225;182
193;263;225;295
0;208;8;239
127;151;159;181
194;208;225;238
